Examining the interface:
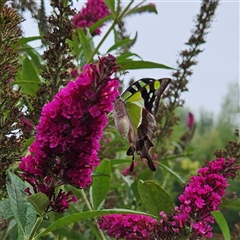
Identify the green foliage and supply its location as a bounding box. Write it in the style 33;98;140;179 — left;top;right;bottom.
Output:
1;1;239;240
15;56;41;96
211;211;231;240
35;209;155;239
27;193;50;215
4;172;36;239
90;159;111;210
138;180;174;217
192;81;239;162
116;59;175;71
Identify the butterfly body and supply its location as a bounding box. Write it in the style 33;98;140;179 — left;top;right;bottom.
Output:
113;78;171;171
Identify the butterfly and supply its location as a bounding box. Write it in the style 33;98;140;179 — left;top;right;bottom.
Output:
113;78;171;172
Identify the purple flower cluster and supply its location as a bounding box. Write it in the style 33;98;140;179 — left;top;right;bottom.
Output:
72;0;110;36
157;158;234;239
98;158;239;239
19;55;120;213
98;214;157;240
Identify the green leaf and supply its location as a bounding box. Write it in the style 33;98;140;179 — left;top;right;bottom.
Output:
220;198;240;209
109;158;132;166
4;220;18;239
52;225;87;240
103;0;115;15
77;28;93;62
24;45;42;70
116;59;175;71
89;15;112;34
85;219;102;240
0;199;13;219
117;52;142;61
91;172;110;178
15;56;41;96
66;33;81;61
119;0;134;19
6;172;36;238
107;37;135;53
27;192;50;215
131;168;154;202
211;210;230;240
16;44;42;71
34;209;155;239
22;136;35;155
138;180;174;217
14;36;42;47
126;4;158;16
113;27;120;43
159;163;186;184
90;159;111;210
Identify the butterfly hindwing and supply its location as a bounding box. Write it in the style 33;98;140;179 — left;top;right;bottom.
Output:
125;101;142;133
135;108;158;171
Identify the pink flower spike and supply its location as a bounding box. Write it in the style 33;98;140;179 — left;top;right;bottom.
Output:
152;158;239;239
72;0;110;36
19;55;120;213
187;112;195;129
98;214;157;240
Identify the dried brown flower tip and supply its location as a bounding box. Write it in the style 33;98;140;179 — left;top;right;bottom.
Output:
28;0;76;122
154;0;219;159
214;129;240;163
0;4;23;196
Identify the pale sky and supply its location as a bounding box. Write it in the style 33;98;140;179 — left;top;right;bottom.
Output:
22;1;239;118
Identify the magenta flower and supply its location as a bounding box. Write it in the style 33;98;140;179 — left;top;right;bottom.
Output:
187;112;195;129
153;158;239;239
19;55;120;213
98;214;157;240
121;162;138;176
69;68;79;78
72;0;110;36
20;116;35;138
99;158;239;239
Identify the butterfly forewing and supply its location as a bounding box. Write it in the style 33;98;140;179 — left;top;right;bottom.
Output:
122;78;171;116
151;78;171;116
121;78;156;102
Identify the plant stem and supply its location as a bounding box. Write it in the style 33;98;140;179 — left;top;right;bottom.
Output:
28;215;43;240
87;0;131;63
80;189;92;211
87;19;117;63
80;189;107;240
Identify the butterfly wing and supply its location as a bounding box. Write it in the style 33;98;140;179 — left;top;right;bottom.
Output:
122;78;171;115
125;101;142;133
135;108;157;171
132;78;171;171
116;78;171;171
147;78;171;116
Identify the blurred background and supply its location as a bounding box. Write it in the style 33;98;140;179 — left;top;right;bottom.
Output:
21;1;239;119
